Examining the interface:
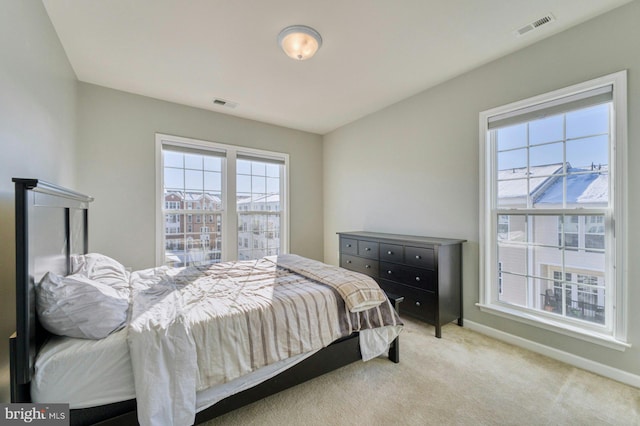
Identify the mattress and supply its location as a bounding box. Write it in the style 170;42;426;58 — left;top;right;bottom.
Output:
32;328;135;408
31;327;318;410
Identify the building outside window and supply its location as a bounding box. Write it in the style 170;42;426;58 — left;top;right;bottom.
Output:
479;71;627;348
157;134;288;267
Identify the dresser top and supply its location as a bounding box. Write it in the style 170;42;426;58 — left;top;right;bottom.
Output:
337;231;466;246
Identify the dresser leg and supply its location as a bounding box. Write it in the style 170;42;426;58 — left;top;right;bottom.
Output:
457;317;463;327
435;325;442;338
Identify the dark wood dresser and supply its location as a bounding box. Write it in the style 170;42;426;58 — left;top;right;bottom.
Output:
337;231;465;338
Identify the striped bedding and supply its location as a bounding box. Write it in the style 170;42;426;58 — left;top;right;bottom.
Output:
127;255;402;426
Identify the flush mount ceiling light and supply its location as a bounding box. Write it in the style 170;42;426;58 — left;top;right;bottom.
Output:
277;25;322;60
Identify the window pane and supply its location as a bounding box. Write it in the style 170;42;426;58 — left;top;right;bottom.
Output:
164;151;183;168
237;159;251;174
566;104;609;139
204;171;222;192
266;177;280;194
566;135;608;169
251;162;266;176
184;154;202;170
530;142;562;168
496;123;527;151
568;246;606;274
566;171;608;205
185;170;203;191
498;272;527;307
498;243;527;275
497;178;528;208
497;148;526;171
530;115;563;145
164;168;184;190
585;216;605;250
252;176;266;193
529;215;559;247
203;156;221;171
533;245;563;276
237;174;251;193
497;215;526;242
559;215;579;249
266;164;280;177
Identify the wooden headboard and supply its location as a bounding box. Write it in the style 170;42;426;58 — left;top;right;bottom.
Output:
10;178;93;402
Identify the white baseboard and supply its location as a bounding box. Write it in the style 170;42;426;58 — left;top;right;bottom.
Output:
464;320;640;389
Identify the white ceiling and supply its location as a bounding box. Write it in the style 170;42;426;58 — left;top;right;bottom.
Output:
43;0;631;135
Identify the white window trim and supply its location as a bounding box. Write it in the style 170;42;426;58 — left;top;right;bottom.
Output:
155;133;290;265
478;71;629;351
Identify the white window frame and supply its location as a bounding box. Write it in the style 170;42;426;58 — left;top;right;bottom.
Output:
478;71;629;351
155;133;290;265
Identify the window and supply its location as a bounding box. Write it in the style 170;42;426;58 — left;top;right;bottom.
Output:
156;134;289;267
479;71;628;349
236;156;284;260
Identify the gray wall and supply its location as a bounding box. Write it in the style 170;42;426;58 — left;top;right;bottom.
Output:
324;1;640;377
76;83;324;270
0;0;78;402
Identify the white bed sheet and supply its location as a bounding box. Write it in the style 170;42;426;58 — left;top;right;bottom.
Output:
31;327;319;411
32;328;135;408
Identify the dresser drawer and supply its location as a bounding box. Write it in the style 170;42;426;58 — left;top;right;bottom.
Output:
405;246;435;269
378;279;435;321
341;254;379;278
357;240;379;259
380;243;403;262
379;262;435;292
340;238;358;255
401;293;436;322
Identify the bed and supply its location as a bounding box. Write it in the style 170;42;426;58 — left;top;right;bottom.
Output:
9;178;402;426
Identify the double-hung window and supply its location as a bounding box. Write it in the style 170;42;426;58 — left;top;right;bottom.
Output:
156;134;288;267
236;155;283;260
478;71;628;349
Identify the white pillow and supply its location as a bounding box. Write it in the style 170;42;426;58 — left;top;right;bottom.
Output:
71;253;129;294
36;272;129;339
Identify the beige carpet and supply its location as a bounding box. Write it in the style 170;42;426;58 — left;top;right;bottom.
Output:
204;318;640;425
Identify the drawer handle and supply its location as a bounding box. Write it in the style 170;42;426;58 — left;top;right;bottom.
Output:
415;277;421;282
346;260;352;264
365;264;371;269
415;255;421;259
415;301;421;307
387;251;393;255
365;247;371;251
346;244;352;248
387;270;392;275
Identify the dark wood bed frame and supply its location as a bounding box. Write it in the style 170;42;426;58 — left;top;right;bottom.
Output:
9;178;399;426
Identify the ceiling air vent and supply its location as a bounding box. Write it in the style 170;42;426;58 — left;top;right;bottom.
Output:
212;98;238;109
515;14;555;37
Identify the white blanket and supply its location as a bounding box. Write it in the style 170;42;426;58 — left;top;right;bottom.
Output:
128;256;401;426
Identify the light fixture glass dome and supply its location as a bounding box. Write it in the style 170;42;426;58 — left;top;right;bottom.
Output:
278;25;322;61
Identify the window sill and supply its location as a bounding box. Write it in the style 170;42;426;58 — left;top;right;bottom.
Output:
476;303;630;351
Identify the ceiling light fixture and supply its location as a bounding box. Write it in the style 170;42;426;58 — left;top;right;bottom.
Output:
277;25;322;61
